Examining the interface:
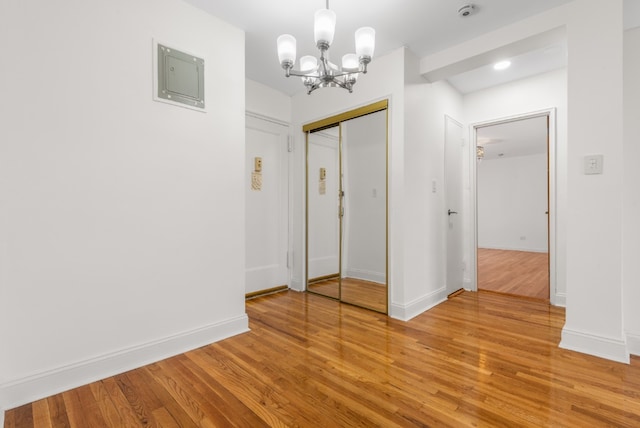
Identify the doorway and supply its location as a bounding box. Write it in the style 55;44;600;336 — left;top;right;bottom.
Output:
473;113;553;301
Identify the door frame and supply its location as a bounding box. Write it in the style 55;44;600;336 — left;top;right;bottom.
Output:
244;111;292;294
468;108;558;305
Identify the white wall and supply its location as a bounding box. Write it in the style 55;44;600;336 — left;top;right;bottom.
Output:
560;0;627;363
623;27;640;355
0;0;247;412
478;154;549;252
401;54;464;319
246;79;292;123
464;68;567;303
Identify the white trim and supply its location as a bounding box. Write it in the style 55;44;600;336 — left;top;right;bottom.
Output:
0;315;249;411
389;287;447;321
560;328;630;364
627;333;640;356
468;108;559;305
344;269;385;284
245;110;290;128
478;245;549;253
554;292;566;307
290;277;305;292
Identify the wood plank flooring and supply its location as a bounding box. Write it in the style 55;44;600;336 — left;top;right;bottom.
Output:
340;277;387;313
6;291;640;427
478;248;549;300
309;277;387;313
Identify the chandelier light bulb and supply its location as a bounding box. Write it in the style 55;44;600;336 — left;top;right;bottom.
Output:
341;54;359;71
355;27;376;60
300;55;319;73
277;34;297;68
314;9;336;49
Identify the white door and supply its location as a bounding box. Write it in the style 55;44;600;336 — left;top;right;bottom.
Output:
245;115;289;294
445;116;464;295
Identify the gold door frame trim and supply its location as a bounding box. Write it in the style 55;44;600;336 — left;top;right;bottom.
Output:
304;99;389;314
302;100;388;133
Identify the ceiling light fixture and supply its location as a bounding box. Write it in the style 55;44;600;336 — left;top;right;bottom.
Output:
276;0;375;95
477;145;485;160
493;60;511;71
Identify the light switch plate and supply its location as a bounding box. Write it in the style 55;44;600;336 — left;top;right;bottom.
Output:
584;154;603;175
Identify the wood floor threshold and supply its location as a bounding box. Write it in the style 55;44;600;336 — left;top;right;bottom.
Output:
478;288;550;303
245;285;288;300
308;273;340;284
447;288;465;299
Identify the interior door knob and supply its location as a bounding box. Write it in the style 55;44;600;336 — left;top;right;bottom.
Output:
448;209;458;216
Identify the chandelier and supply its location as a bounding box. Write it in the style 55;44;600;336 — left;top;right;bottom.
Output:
276;1;375;94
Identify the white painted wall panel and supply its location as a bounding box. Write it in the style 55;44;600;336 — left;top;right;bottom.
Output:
623;27;640;354
0;0;247;409
478;154;548;252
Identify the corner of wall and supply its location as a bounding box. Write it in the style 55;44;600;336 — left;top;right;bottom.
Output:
560;328;630;364
626;333;640;356
553;291;566;307
389;287;447;321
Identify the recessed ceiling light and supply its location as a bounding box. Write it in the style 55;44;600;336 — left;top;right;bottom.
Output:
494;60;511;71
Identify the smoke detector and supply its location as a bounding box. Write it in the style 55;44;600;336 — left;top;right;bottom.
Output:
458;4;475;17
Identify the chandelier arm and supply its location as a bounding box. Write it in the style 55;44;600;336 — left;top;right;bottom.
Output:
285;69;320;78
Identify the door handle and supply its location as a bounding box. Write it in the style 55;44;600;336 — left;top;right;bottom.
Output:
448;209;458;216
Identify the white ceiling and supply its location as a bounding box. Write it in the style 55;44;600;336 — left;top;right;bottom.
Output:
476;116;548;160
182;0;640;96
447;41;567;94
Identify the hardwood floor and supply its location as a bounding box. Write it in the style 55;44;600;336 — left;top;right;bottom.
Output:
478;248;549;300
309;277;387;313
341;277;387;313
6;291;640;427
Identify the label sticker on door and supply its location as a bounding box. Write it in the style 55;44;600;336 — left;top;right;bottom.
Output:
251;171;262;191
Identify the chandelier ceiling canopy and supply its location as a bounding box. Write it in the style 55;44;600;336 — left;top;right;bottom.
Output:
276;0;375;95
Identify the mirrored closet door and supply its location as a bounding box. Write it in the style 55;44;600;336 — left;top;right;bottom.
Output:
305;100;388;313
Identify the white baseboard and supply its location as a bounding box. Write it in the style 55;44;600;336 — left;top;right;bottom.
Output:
344;269;385;284
478;245;548;253
560;327;630;364
552;292;566;307
0;314;249;411
626;333;640;356
290;277;305;292
389;287;447;321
